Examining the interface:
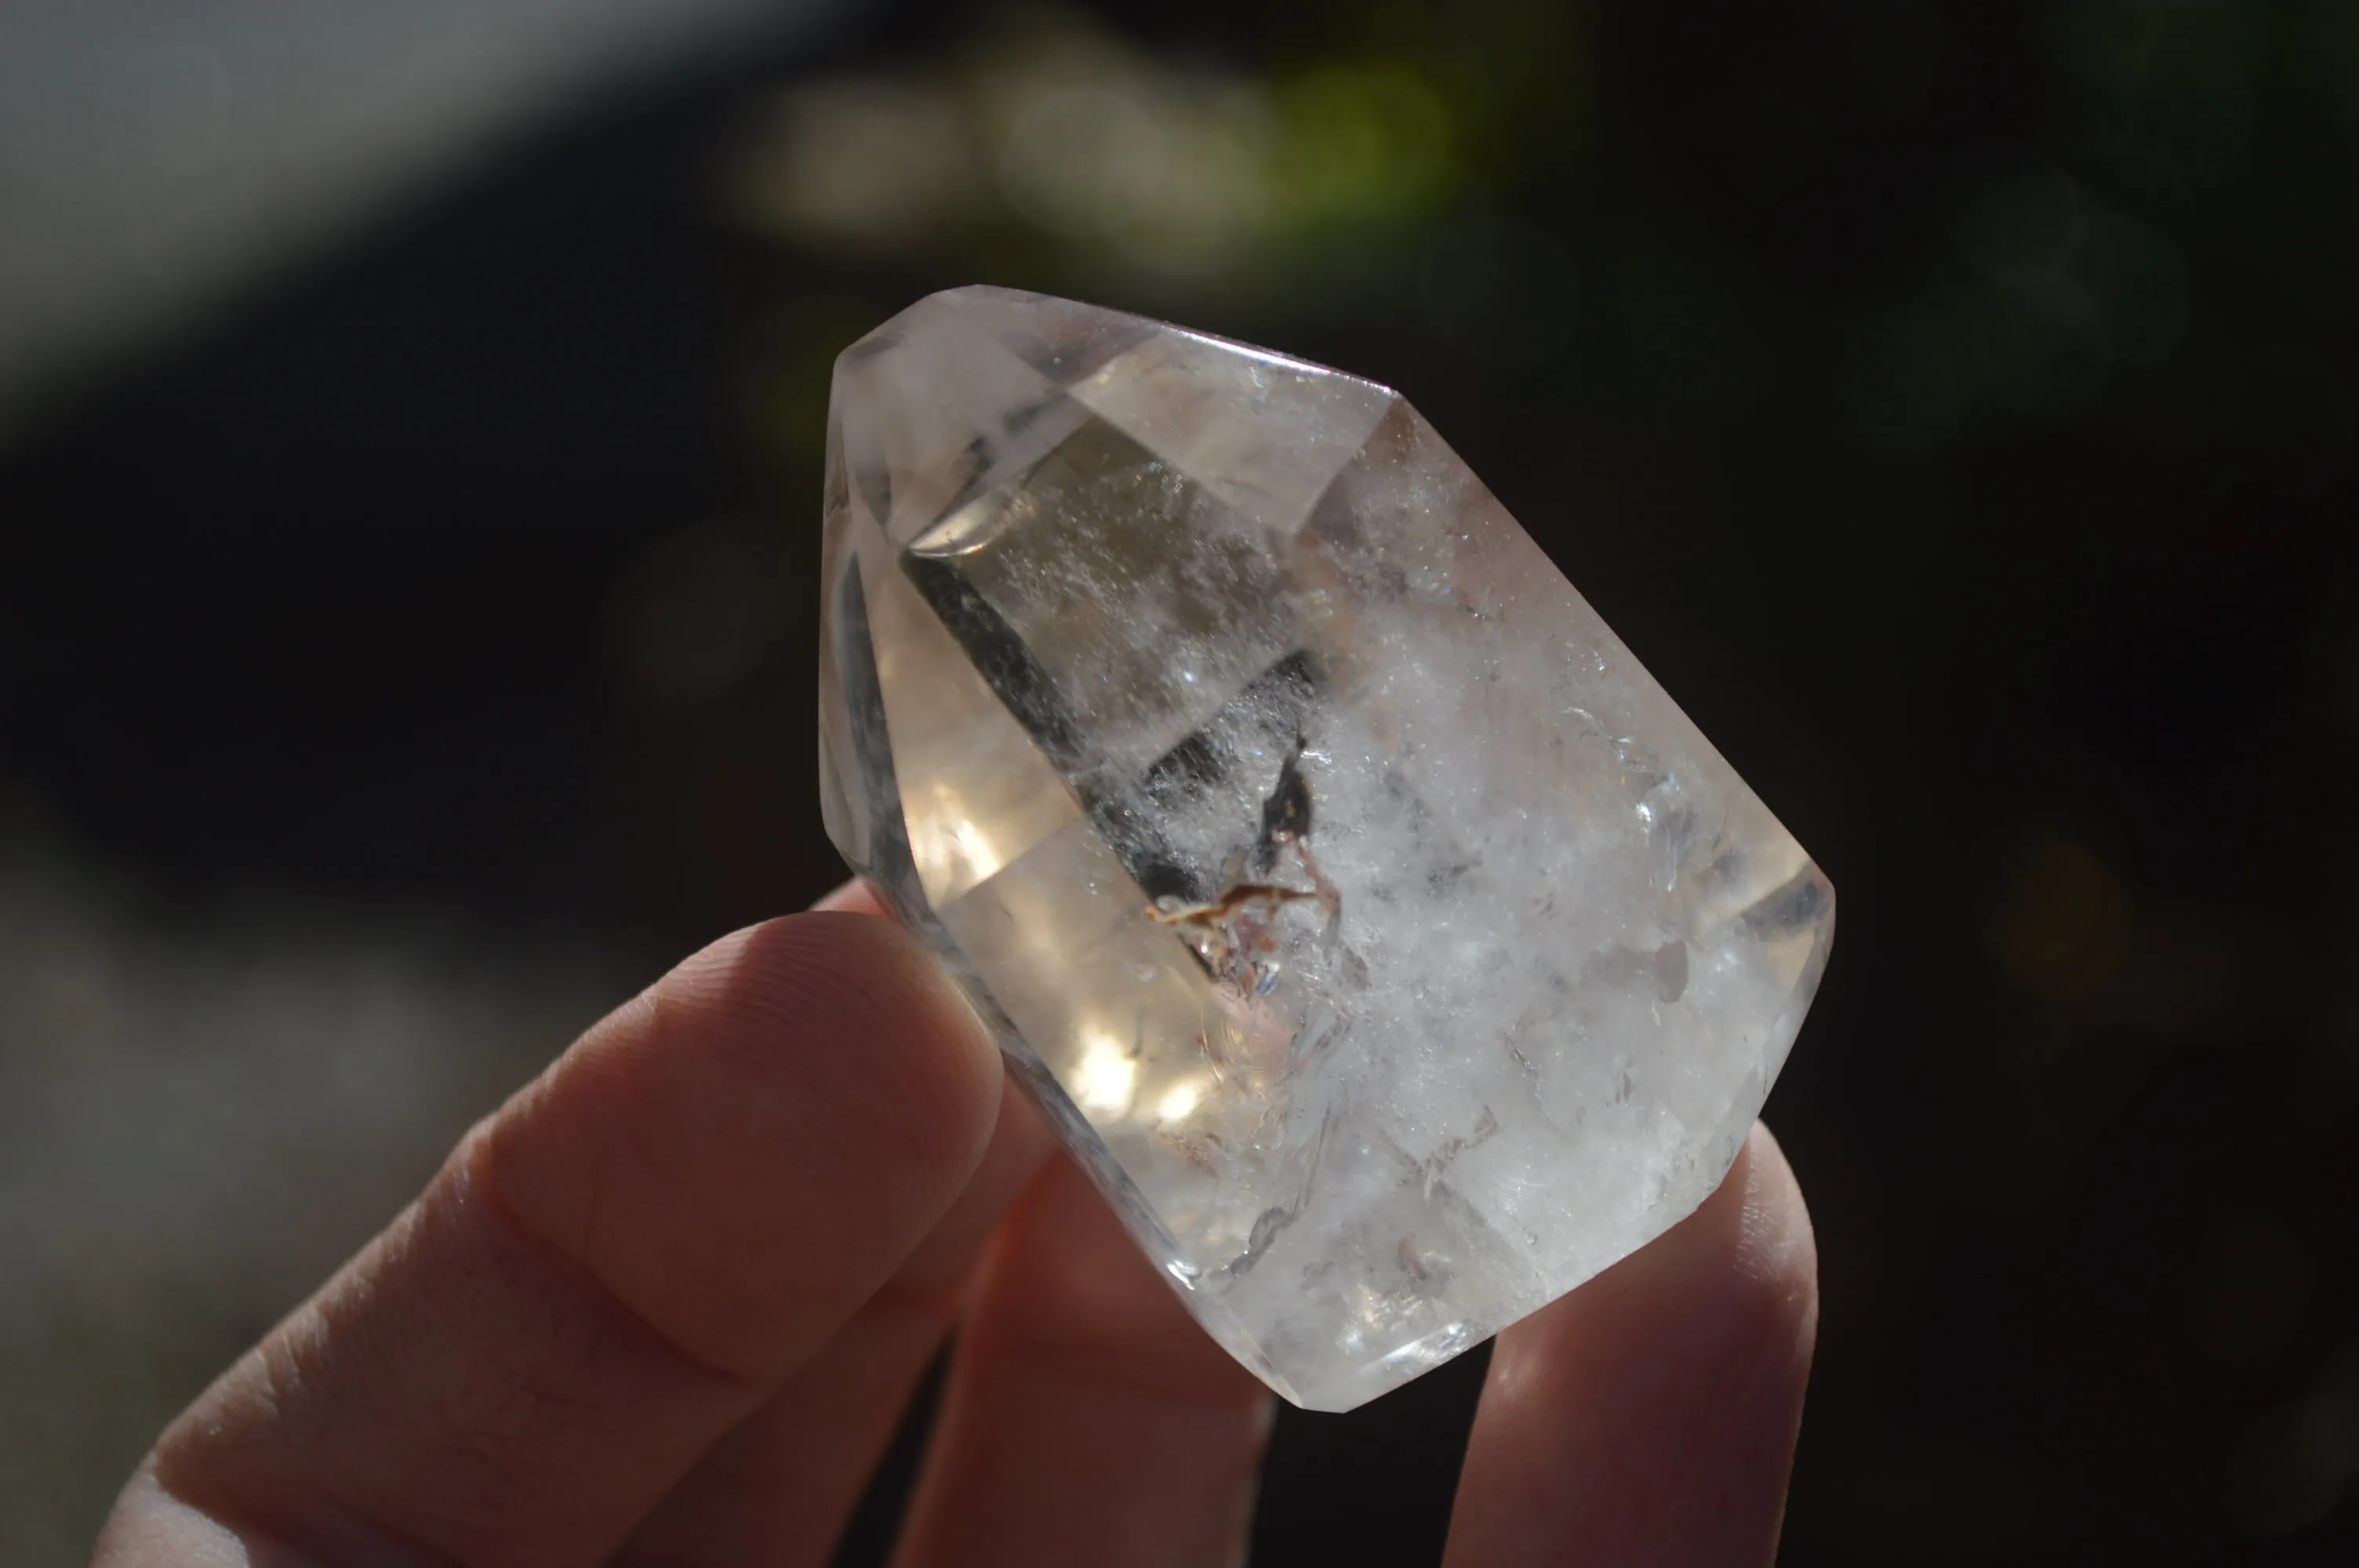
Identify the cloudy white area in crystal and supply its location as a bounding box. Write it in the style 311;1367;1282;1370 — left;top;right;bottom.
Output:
818;285;1834;1411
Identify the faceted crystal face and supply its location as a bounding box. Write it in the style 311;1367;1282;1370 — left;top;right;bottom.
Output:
819;285;1834;1411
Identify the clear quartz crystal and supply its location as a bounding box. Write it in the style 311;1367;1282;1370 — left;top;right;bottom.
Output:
818;285;1834;1411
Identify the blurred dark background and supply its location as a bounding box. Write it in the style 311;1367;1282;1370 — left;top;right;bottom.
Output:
4;0;2355;1562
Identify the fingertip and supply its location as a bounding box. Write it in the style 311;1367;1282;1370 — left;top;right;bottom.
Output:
812;877;891;916
1732;1122;1819;1327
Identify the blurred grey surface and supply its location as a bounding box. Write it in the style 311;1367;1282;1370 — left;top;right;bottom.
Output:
0;0;842;441
0;808;629;1562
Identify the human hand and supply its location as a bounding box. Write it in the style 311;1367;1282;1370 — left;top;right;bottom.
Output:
93;884;1817;1567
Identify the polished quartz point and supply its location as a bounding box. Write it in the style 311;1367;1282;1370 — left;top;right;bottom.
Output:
817;285;1834;1411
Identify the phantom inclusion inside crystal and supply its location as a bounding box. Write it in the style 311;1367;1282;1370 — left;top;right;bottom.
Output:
818;285;1834;1411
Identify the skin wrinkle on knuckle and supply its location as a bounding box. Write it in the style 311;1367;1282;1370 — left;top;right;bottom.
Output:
282;1174;749;1563
461;1131;768;1392
460;1169;729;1435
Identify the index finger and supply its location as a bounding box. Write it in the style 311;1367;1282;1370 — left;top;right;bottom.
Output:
96;909;1003;1568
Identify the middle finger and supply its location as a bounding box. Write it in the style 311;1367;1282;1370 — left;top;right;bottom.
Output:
615;1073;1054;1566
891;1154;1274;1568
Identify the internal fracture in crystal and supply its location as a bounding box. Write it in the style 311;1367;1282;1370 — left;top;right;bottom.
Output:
818;286;1834;1411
